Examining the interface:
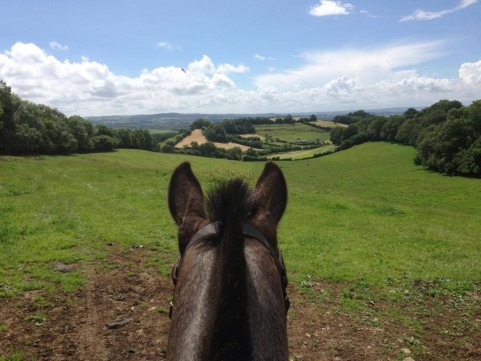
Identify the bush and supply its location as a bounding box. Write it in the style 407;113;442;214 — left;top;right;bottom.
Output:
92;135;118;152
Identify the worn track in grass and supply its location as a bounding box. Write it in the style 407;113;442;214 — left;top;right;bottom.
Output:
1;248;480;361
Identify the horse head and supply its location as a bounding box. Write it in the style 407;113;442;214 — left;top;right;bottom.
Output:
167;161;289;361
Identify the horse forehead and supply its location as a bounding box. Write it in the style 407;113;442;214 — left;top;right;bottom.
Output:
182;243;217;272
244;238;277;272
244;238;270;254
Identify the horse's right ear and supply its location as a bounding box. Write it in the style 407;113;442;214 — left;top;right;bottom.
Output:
168;162;205;225
253;161;287;224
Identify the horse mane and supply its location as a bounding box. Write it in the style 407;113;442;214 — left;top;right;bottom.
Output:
205;179;259;360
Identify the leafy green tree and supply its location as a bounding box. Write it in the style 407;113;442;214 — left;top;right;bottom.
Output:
14;123;42;154
95;124;115;137
222;120;238;134
467;100;481;133
116;128;133;148
404;108;418;119
204;124;227;142
366;117;386;141
58;130;78;154
190;119;211;130
67;115;93;152
429;99;463;113
161;140;175;153
395;119;418;145
330;127;344;145
380;117;403;141
226;147;243;160
199;142;218;157
92;135;118;152
0;81;21;154
349;110;370;118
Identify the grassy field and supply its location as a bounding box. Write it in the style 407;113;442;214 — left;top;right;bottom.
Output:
1;144;480;292
255;123;331;143
0;152;255;297
268;145;336;160
1;143;481;359
280;143;481;287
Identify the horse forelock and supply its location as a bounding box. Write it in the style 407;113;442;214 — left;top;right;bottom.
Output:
204;179;256;360
206;179;258;226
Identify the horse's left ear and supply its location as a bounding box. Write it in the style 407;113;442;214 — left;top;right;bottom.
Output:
168;162;205;225
253;161;287;224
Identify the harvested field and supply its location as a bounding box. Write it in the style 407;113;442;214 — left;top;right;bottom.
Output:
174;129;205;148
311;120;348;128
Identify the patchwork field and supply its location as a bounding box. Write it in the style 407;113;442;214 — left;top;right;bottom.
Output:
310;120;348;128
1;143;480;360
255;122;331;143
174;128;255;151
268;145;336;160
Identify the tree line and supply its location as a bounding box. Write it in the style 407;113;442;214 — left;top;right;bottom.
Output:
330;99;481;177
190;118;258;142
0;81;157;155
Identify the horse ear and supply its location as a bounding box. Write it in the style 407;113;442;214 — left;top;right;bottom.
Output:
253;161;287;224
168;162;205;225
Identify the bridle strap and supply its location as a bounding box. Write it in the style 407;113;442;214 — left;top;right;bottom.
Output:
170;222;290;319
171;222;220;287
241;223;289;293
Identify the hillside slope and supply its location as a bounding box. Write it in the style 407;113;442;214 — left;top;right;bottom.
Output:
1;143;480;360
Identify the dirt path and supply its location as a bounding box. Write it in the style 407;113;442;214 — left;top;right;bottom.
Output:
1;249;171;360
74;264;109;361
1;249;480;360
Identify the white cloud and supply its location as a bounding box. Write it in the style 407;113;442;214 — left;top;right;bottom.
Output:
1;42;480;115
217;64;250;74
401;0;478;22
184;56;249;75
360;9;380;18
459;60;481;85
49;41;68;51
309;1;354;17
255;41;444;91
253;54;275;61
187;55;216;74
252;42;480;110
156;41;181;51
0;43;252;115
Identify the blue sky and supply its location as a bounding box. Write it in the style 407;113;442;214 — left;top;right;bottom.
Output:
1;0;480;116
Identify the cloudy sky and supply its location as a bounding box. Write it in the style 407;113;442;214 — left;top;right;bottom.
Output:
1;0;480;116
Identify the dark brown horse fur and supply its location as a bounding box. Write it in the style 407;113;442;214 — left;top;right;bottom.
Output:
167;161;289;361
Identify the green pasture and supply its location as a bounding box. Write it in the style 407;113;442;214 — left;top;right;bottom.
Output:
255;123;330;143
268;145;336;160
279;143;481;290
1;143;481;297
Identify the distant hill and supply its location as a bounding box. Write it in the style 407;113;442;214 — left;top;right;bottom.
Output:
86;112;279;130
86;107;423;130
